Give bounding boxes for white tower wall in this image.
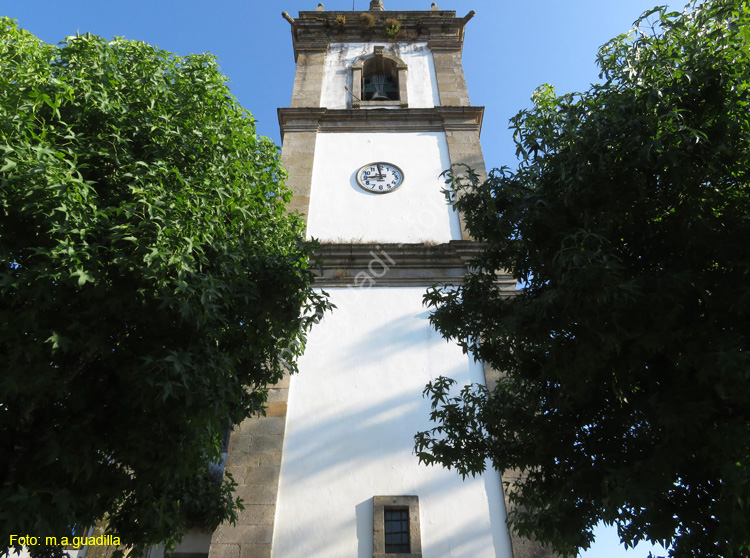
[305,132,462,243]
[272,287,512,558]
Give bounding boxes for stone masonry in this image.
[207,376,290,558]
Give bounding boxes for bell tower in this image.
[208,3,553,558]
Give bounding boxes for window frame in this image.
[373,495,422,558]
[352,46,408,109]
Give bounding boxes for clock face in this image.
[356,162,404,194]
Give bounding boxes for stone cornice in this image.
[284,10,473,60]
[278,106,484,140]
[312,241,517,289]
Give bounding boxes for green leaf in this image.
[0,159,17,172]
[70,269,94,286]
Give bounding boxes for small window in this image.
[384,508,410,553]
[373,495,421,558]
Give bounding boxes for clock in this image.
[356,162,404,194]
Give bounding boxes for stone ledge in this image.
[312,241,516,289]
[286,10,472,60]
[278,107,484,139]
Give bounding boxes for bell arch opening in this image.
[362,57,399,101]
[351,46,408,108]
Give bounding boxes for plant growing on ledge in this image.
[334,14,346,27]
[359,12,375,31]
[384,17,401,37]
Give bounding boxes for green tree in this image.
[0,19,329,556]
[415,1,750,557]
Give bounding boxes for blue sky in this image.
[2,1,672,556]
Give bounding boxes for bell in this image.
[368,73,390,100]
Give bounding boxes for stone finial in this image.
[315,2,324,10]
[431,2,439,10]
[369,0,385,10]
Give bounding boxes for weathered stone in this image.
[211,525,273,545]
[432,50,471,107]
[236,504,276,526]
[265,388,288,403]
[290,51,327,108]
[272,373,291,389]
[242,465,281,486]
[239,545,272,558]
[224,464,248,484]
[233,484,280,506]
[247,434,286,453]
[288,8,468,51]
[227,434,253,454]
[311,241,516,290]
[245,416,285,436]
[232,415,286,436]
[264,402,287,417]
[255,451,283,467]
[207,544,240,558]
[280,128,318,221]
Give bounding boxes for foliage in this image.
[335,14,347,27]
[0,19,330,557]
[416,1,750,557]
[384,18,401,37]
[359,13,375,30]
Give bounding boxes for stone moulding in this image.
[277,106,484,140]
[373,495,422,558]
[312,241,517,289]
[284,10,475,61]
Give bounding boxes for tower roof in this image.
[281,6,475,60]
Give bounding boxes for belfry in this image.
[205,2,548,557]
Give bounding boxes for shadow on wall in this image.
[272,288,510,557]
[275,370,508,558]
[355,498,372,558]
